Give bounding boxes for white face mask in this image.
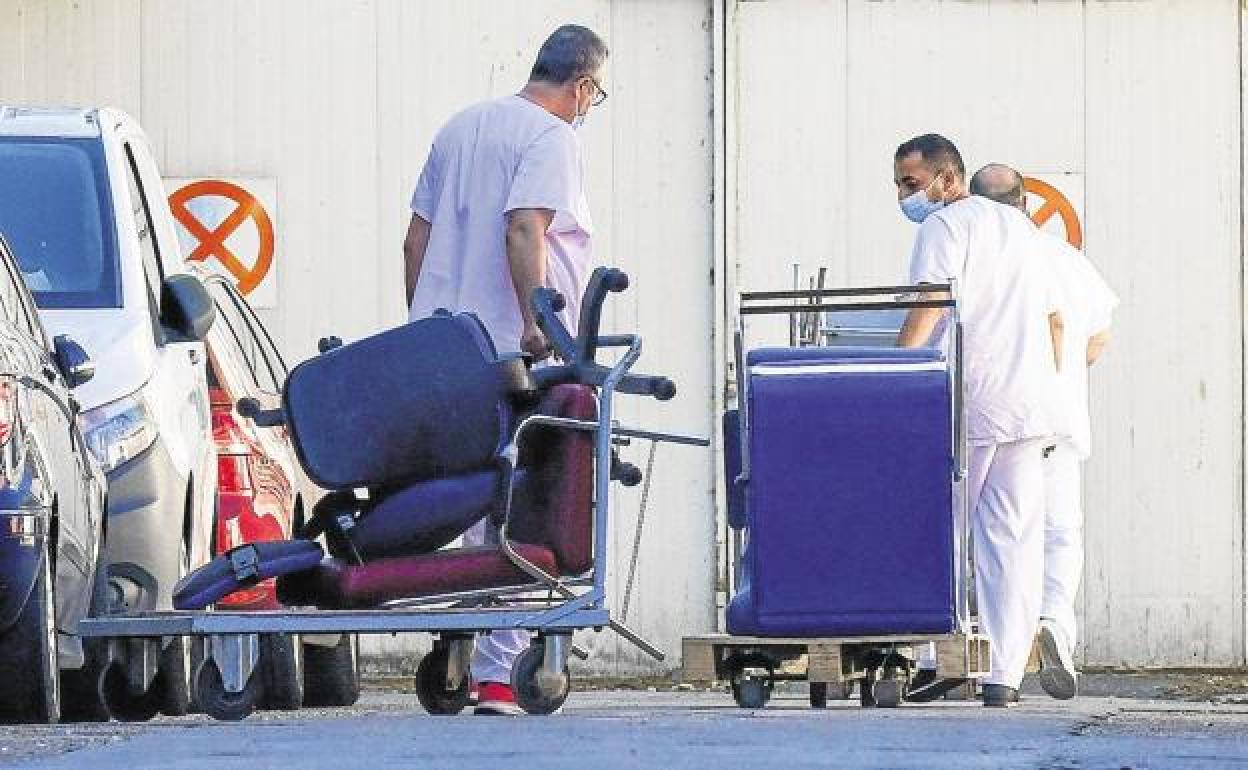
[899,173,947,224]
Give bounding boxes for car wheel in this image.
[303,633,360,707]
[0,546,60,723]
[154,540,193,716]
[61,533,110,722]
[261,633,304,710]
[154,634,193,716]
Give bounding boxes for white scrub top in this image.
[908,195,1065,446]
[408,95,594,352]
[1039,231,1118,458]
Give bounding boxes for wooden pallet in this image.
[681,632,992,685]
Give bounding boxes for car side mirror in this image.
[160,274,216,342]
[53,335,95,388]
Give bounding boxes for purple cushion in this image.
[174,540,324,610]
[351,470,506,560]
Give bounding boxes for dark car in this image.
[0,234,107,723]
[198,271,360,710]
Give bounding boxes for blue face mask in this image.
[899,174,947,224]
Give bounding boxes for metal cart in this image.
[78,269,708,721]
[688,283,989,709]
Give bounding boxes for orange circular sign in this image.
[1023,177,1082,250]
[169,180,275,294]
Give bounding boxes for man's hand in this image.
[521,324,552,362]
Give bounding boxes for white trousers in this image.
[464,519,529,685]
[1042,441,1083,648]
[919,439,1046,688]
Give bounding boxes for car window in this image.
[207,281,279,393]
[0,137,122,309]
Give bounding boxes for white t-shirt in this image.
[1039,231,1118,459]
[408,95,594,353]
[908,196,1064,446]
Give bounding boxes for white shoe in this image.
[1037,619,1077,700]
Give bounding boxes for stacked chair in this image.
[173,267,686,715]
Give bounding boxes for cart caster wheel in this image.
[809,681,828,709]
[732,676,772,709]
[193,659,261,721]
[859,669,878,708]
[99,663,159,722]
[415,646,470,715]
[873,678,904,709]
[511,643,570,715]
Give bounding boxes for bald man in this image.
[969,164,1118,701]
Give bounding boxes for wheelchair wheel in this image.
[99,663,160,723]
[808,681,828,709]
[511,642,570,715]
[732,676,771,709]
[874,675,905,709]
[193,659,260,721]
[415,646,470,715]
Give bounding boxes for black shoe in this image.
[904,670,968,703]
[982,684,1018,708]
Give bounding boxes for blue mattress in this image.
[726,345,957,637]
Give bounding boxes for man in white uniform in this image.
[402,25,607,715]
[892,135,1065,707]
[970,163,1118,700]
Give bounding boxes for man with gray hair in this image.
[970,163,1118,701]
[402,24,608,715]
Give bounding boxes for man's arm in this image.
[896,289,950,348]
[1049,311,1064,372]
[403,213,432,307]
[506,207,555,360]
[1086,329,1111,366]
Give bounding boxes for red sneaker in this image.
[474,681,525,716]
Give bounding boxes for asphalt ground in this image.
[3,673,1248,769]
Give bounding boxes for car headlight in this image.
[77,395,158,473]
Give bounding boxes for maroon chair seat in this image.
[276,544,559,609]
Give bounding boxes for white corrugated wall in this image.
[1,0,1246,669]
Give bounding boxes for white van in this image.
[0,107,217,718]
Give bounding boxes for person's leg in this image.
[909,443,994,700]
[1037,441,1082,699]
[973,439,1046,698]
[1042,443,1083,647]
[462,519,529,714]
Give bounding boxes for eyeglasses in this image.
[585,77,608,107]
